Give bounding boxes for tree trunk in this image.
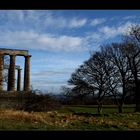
[118,81,126,113]
[114,95,123,113]
[97,103,102,114]
[133,73,140,112]
[135,81,140,112]
[118,104,123,113]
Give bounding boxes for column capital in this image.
[9,54,16,57]
[17,68,22,71]
[24,55,32,58]
[9,54,16,60]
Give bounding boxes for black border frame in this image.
[0,0,140,139]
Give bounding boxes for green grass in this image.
[58,104,136,114]
[0,105,139,130]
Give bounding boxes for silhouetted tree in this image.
[101,43,131,113]
[68,50,115,114]
[124,25,140,111]
[68,24,140,113]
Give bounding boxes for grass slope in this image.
[0,105,139,130]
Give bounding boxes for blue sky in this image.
[0,10,140,94]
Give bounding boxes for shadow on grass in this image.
[72,112,109,117]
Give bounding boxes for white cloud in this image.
[84,21,136,51]
[123,15,137,20]
[30,57,86,91]
[99,21,134,39]
[45,16,87,28]
[32,70,71,77]
[68,18,87,28]
[0,30,88,52]
[32,79,68,92]
[0,10,88,30]
[90,18,106,26]
[37,35,85,51]
[31,58,85,78]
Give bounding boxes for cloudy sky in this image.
[0,10,140,93]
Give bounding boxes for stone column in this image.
[0,55,3,91]
[24,55,31,91]
[17,68,22,91]
[8,55,16,91]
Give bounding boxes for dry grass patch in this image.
[0,109,140,130]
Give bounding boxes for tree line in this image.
[62,25,140,114]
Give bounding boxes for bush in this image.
[17,91,62,112]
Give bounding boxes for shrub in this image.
[16,91,61,112]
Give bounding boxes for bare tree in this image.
[101,43,131,113]
[124,25,140,111]
[68,42,133,113]
[68,50,115,114]
[67,25,140,113]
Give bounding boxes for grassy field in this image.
[0,105,140,130]
[58,105,136,114]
